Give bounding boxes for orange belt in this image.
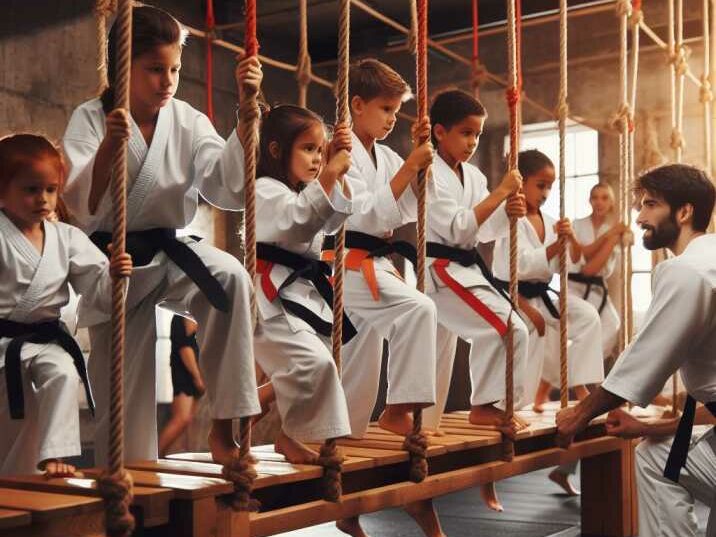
[322,248,401,301]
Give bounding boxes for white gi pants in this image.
[0,348,81,475]
[254,315,351,441]
[636,427,716,537]
[341,266,437,438]
[90,240,260,465]
[536,294,604,388]
[423,286,529,430]
[568,281,620,359]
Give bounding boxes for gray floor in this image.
[276,467,709,537]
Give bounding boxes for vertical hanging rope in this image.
[408,0,419,56]
[95,1,135,536]
[702,0,713,173]
[470,0,486,97]
[205,0,215,122]
[503,0,521,463]
[227,0,259,512]
[94,0,116,94]
[557,0,569,410]
[296,0,312,108]
[319,0,350,503]
[402,0,429,484]
[668,0,687,161]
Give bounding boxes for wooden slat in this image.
[0,487,102,522]
[0,508,31,530]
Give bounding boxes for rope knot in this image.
[506,87,521,108]
[403,430,428,483]
[670,45,690,76]
[555,97,569,122]
[97,470,135,537]
[296,53,313,89]
[629,7,644,27]
[471,60,489,91]
[222,452,260,511]
[701,76,714,103]
[94,0,117,17]
[609,103,632,132]
[318,440,344,502]
[670,128,685,150]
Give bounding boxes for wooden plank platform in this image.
[2,408,637,537]
[0,508,32,531]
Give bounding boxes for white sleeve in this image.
[66,226,113,316]
[257,179,351,243]
[345,160,405,235]
[477,200,510,243]
[62,106,107,232]
[428,175,478,245]
[602,263,711,407]
[192,114,246,211]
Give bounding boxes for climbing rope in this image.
[94,0,116,94]
[408,0,418,56]
[402,0,429,483]
[470,0,487,97]
[702,0,713,173]
[502,0,522,462]
[227,0,259,512]
[96,1,134,535]
[296,0,312,107]
[319,0,351,503]
[557,0,569,409]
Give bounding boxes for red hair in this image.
[0,134,66,194]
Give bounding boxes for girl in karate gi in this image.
[62,5,261,466]
[253,105,353,464]
[568,183,629,360]
[0,134,131,476]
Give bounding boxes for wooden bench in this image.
[0,407,638,537]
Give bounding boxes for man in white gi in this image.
[556,163,716,537]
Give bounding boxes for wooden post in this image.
[580,439,636,537]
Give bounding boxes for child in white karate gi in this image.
[253,105,353,464]
[0,134,131,476]
[62,5,260,466]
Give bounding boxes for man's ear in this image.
[676,203,694,226]
[269,141,280,160]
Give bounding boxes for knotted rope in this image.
[99,1,134,535]
[321,0,351,502]
[296,0,312,107]
[702,0,713,172]
[230,0,260,511]
[402,0,430,483]
[557,0,569,409]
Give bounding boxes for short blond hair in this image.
[349,58,412,103]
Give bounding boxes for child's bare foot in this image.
[336,516,370,537]
[42,459,78,478]
[574,385,590,401]
[274,430,318,464]
[533,380,552,413]
[208,419,240,466]
[404,499,446,537]
[480,482,504,512]
[378,406,414,436]
[469,405,528,439]
[548,469,580,496]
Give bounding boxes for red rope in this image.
[472,0,479,62]
[205,0,215,122]
[245,1,259,57]
[632,0,642,10]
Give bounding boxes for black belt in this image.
[568,273,608,314]
[495,278,560,320]
[323,231,418,267]
[663,395,716,483]
[257,243,357,344]
[426,242,514,307]
[1,318,94,420]
[90,228,229,312]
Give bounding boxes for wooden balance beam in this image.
[0,406,638,537]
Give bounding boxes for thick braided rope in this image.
[94,0,116,94]
[232,0,260,512]
[402,0,429,483]
[205,0,216,122]
[502,0,521,463]
[668,0,687,160]
[99,2,134,536]
[702,0,713,172]
[557,0,569,409]
[321,0,351,502]
[296,0,312,108]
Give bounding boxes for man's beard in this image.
[642,213,679,250]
